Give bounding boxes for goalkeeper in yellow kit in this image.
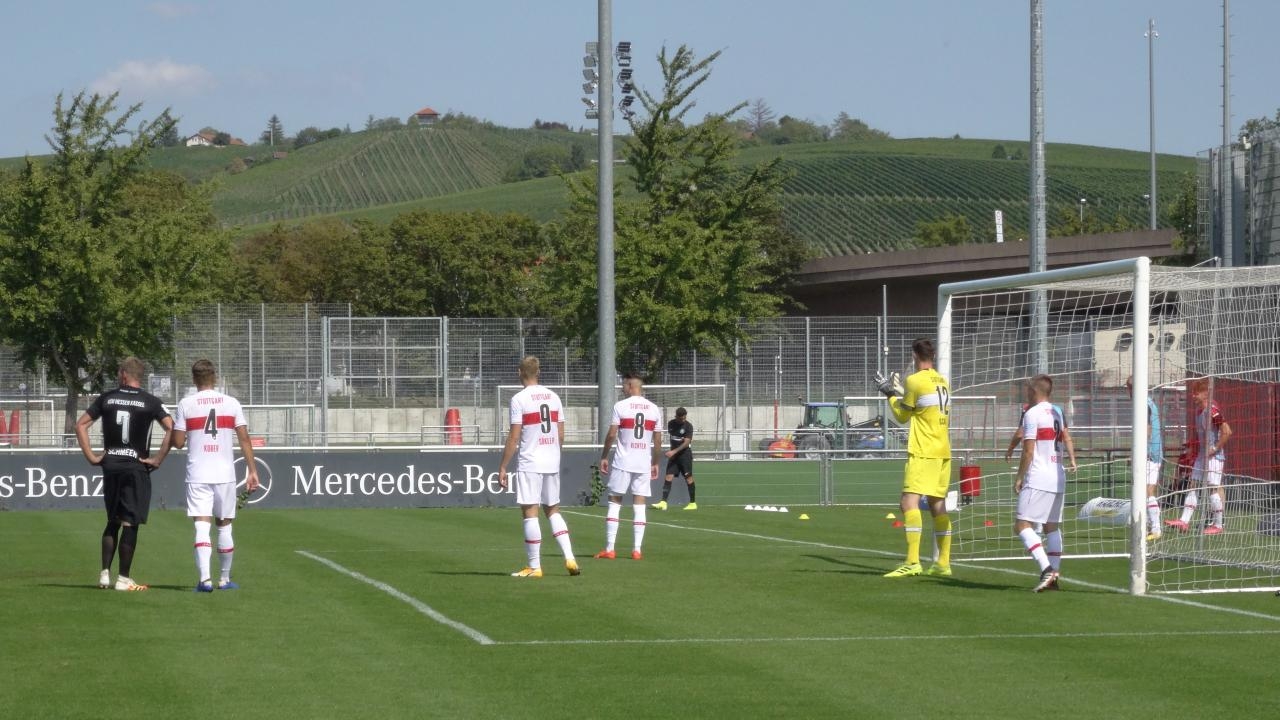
[876,338,953,578]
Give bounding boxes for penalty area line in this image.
[560,511,1280,624]
[495,628,1280,647]
[296,550,495,646]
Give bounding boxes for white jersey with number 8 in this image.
[510,385,563,473]
[610,397,662,473]
[174,389,247,484]
[1021,400,1066,493]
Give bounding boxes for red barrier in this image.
[8,410,19,446]
[0,411,7,445]
[959,464,982,502]
[444,408,463,445]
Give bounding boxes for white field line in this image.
[561,510,1280,625]
[496,628,1280,647]
[296,550,495,646]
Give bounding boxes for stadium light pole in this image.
[596,0,616,441]
[1146,18,1158,230]
[1028,0,1048,373]
[1220,0,1233,267]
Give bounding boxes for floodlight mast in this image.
[596,0,616,442]
[1029,0,1048,372]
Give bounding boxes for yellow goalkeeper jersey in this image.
[890,368,951,458]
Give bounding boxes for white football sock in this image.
[605,501,621,551]
[1019,527,1050,571]
[1180,490,1198,524]
[632,503,647,551]
[548,512,574,561]
[523,517,541,569]
[217,523,235,582]
[193,521,212,582]
[1209,492,1224,528]
[1146,497,1161,533]
[1044,530,1063,571]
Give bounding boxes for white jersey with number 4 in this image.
[174,389,247,485]
[610,396,662,473]
[509,385,563,473]
[1021,400,1066,493]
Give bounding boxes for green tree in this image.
[758,115,827,145]
[914,214,973,247]
[381,211,546,317]
[236,219,389,312]
[1236,107,1280,147]
[505,144,574,182]
[0,92,234,430]
[154,111,182,147]
[543,45,809,378]
[991,143,1007,159]
[830,112,890,142]
[260,114,285,145]
[1167,172,1200,258]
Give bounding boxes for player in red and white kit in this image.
[170,360,259,592]
[497,356,580,578]
[1166,378,1233,534]
[1013,374,1068,593]
[595,373,662,561]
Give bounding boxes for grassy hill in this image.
[3,128,1196,257]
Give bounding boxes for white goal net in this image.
[940,258,1280,595]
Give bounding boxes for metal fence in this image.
[0,306,943,446]
[1199,131,1280,266]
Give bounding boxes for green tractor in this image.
[793,401,892,458]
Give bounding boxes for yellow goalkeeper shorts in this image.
[903,455,950,499]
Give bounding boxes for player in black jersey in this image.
[653,407,696,510]
[75,357,174,591]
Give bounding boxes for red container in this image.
[444,408,463,445]
[959,465,982,498]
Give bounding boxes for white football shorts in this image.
[1016,487,1064,525]
[607,467,651,498]
[515,471,561,507]
[1144,459,1162,487]
[186,482,237,519]
[1192,457,1224,487]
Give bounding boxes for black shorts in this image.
[102,461,152,525]
[665,452,693,479]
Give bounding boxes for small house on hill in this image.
[412,106,440,126]
[184,131,247,147]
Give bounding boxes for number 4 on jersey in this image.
[204,408,218,437]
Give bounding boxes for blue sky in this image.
[2,1,1276,158]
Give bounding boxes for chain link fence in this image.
[0,306,948,446]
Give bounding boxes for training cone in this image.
[779,507,789,513]
[983,519,995,527]
[798,513,810,521]
[892,520,905,528]
[885,513,896,519]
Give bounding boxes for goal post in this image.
[939,257,1280,595]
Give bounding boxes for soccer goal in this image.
[939,257,1280,595]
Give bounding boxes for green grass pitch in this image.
[3,502,1279,719]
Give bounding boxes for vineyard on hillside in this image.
[212,126,593,226]
[2,129,1195,257]
[774,151,1192,253]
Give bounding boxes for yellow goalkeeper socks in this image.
[904,509,923,564]
[934,514,952,566]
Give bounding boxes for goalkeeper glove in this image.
[875,371,903,398]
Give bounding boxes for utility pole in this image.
[1146,18,1158,230]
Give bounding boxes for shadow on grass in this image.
[427,571,515,577]
[800,554,1030,591]
[38,583,194,592]
[799,554,893,577]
